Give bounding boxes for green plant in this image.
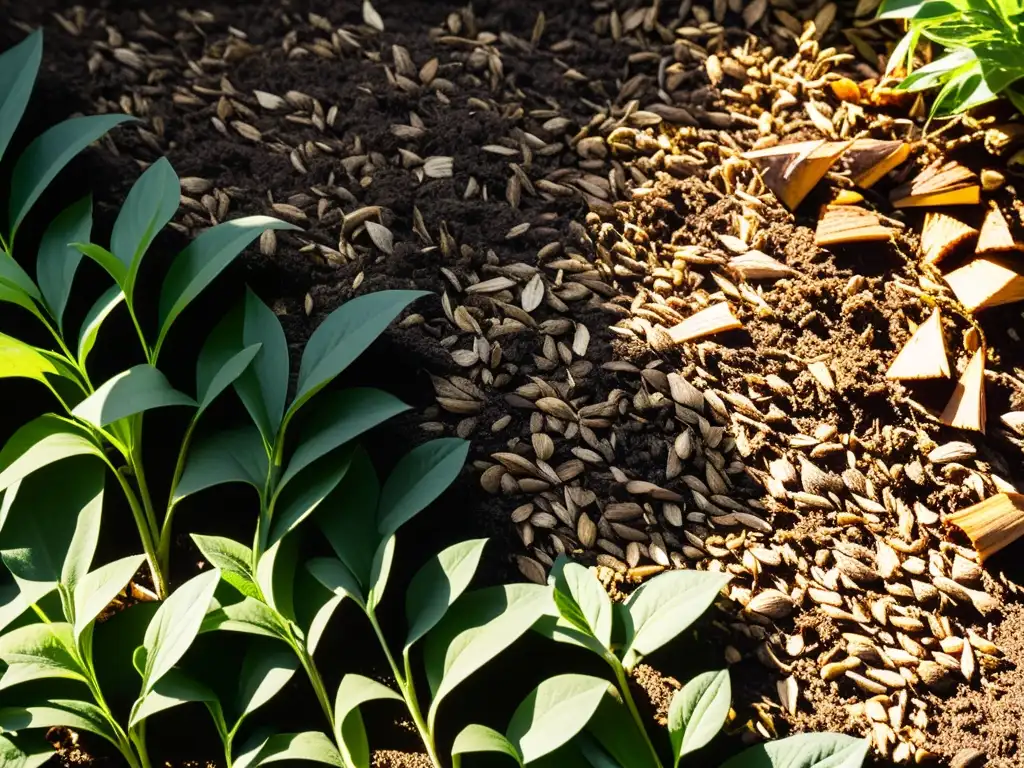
[879,0,1024,117]
[0,480,221,768]
[0,28,296,598]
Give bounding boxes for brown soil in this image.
[2,0,1024,767]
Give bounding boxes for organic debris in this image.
[841,138,911,189]
[742,140,850,210]
[946,494,1024,562]
[945,257,1024,312]
[891,160,981,208]
[814,206,892,246]
[885,309,950,381]
[920,212,977,266]
[940,348,987,432]
[667,303,743,344]
[975,204,1019,255]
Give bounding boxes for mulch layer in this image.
[4,0,1024,766]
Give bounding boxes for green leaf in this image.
[585,693,659,768]
[551,559,613,650]
[0,29,42,168]
[111,157,179,299]
[316,448,379,589]
[279,388,410,492]
[289,290,429,415]
[0,622,87,690]
[235,731,344,768]
[72,555,146,643]
[77,284,125,368]
[405,538,488,651]
[0,732,53,768]
[0,280,46,325]
[36,195,92,330]
[235,642,298,727]
[333,674,402,768]
[377,438,469,538]
[72,242,127,285]
[141,567,221,694]
[0,456,105,604]
[191,534,258,599]
[878,0,929,17]
[255,533,299,621]
[425,584,552,729]
[452,724,523,768]
[578,733,625,768]
[268,450,352,550]
[156,216,296,352]
[60,485,104,613]
[196,343,261,415]
[9,114,134,236]
[367,535,395,610]
[236,290,290,443]
[668,669,731,764]
[129,667,222,728]
[0,333,58,386]
[306,557,366,609]
[72,364,196,430]
[201,596,289,640]
[174,426,268,502]
[0,699,120,748]
[621,570,730,670]
[507,674,611,764]
[720,734,871,768]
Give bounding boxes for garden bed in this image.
[3,0,1024,766]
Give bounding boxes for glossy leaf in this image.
[9,114,134,236]
[0,622,86,690]
[130,667,222,728]
[111,157,179,298]
[404,538,487,651]
[234,731,344,768]
[377,438,469,538]
[72,242,127,285]
[196,343,261,415]
[306,557,365,609]
[0,29,42,167]
[236,290,290,443]
[668,669,731,763]
[236,642,298,726]
[141,567,221,694]
[367,534,395,610]
[0,280,46,324]
[72,555,146,643]
[290,290,429,414]
[621,570,730,669]
[191,534,258,598]
[72,364,196,430]
[452,725,523,768]
[0,732,53,768]
[425,583,551,728]
[77,284,125,368]
[878,0,929,17]
[254,533,299,621]
[316,448,379,589]
[201,596,289,640]
[333,674,402,768]
[720,734,871,768]
[585,693,659,768]
[507,674,611,764]
[60,486,104,613]
[0,333,57,386]
[279,388,410,492]
[156,216,296,353]
[174,426,268,502]
[36,195,91,330]
[267,450,352,550]
[0,417,102,506]
[0,700,119,747]
[551,558,613,650]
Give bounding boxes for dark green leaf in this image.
[367,535,395,610]
[36,195,91,330]
[235,642,298,727]
[585,693,659,768]
[174,426,268,502]
[306,557,365,609]
[0,700,119,748]
[235,290,289,443]
[377,438,469,538]
[452,725,523,768]
[268,450,352,550]
[111,157,179,298]
[622,570,730,670]
[72,364,195,430]
[0,29,42,168]
[72,242,127,286]
[0,622,86,690]
[129,667,223,728]
[77,284,124,368]
[877,0,929,17]
[191,534,258,599]
[9,115,134,236]
[234,731,344,768]
[0,731,54,768]
[424,584,552,729]
[0,280,46,325]
[196,343,261,415]
[506,675,611,764]
[201,596,289,640]
[668,669,731,764]
[333,674,402,768]
[60,484,104,612]
[316,448,379,589]
[156,217,296,354]
[279,388,410,492]
[141,568,221,693]
[73,555,146,642]
[719,734,870,768]
[289,290,429,415]
[405,538,487,651]
[254,533,299,622]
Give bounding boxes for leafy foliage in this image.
[879,0,1024,116]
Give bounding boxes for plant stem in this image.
[112,466,168,600]
[367,612,442,768]
[129,725,154,768]
[608,657,665,768]
[126,305,152,364]
[295,643,335,734]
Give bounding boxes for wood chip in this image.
[920,212,977,266]
[667,303,742,344]
[886,309,949,380]
[743,139,851,210]
[976,204,1020,255]
[945,257,1024,312]
[841,138,910,188]
[814,206,892,246]
[940,347,986,432]
[946,493,1024,561]
[891,160,980,208]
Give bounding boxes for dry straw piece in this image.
[944,257,1024,312]
[727,250,796,280]
[742,139,850,210]
[841,138,910,188]
[975,204,1020,254]
[667,303,742,344]
[919,212,977,266]
[890,160,980,208]
[885,309,949,380]
[946,494,1024,561]
[940,347,986,432]
[814,206,891,246]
